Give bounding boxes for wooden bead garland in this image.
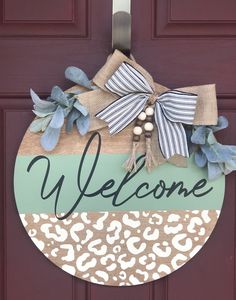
[144,106,156,172]
[124,111,146,172]
[144,122,154,132]
[136,119,143,127]
[125,107,156,172]
[138,112,147,121]
[145,107,154,116]
[146,116,153,122]
[132,112,146,142]
[145,132,152,138]
[133,126,143,136]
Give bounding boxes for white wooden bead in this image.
[144,122,154,132]
[133,126,143,135]
[138,112,146,121]
[145,107,154,116]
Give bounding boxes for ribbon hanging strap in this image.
[155,90,197,159]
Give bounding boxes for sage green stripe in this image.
[14,154,225,213]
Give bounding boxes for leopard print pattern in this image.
[20,210,220,286]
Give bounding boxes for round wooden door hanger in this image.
[14,50,231,286]
[14,127,225,286]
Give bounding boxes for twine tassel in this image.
[124,141,140,172]
[145,137,157,172]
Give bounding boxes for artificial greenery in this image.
[29,67,93,151]
[191,116,236,180]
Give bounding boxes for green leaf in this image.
[211,116,228,132]
[30,89,56,111]
[224,145,236,156]
[207,131,217,145]
[40,126,61,152]
[32,110,54,118]
[29,115,53,133]
[224,159,236,175]
[208,162,223,181]
[63,106,73,118]
[194,149,207,168]
[191,126,207,145]
[90,84,98,90]
[76,114,90,136]
[49,106,65,129]
[66,109,81,133]
[65,66,91,88]
[73,101,88,116]
[33,105,56,115]
[201,143,233,163]
[51,86,69,107]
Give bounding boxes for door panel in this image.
[153,0,236,36]
[0,0,88,36]
[0,0,235,299]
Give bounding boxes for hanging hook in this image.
[112,0,131,57]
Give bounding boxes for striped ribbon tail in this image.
[96,93,149,135]
[96,62,153,135]
[154,90,198,159]
[104,62,153,96]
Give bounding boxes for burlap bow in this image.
[76,50,218,168]
[95,61,198,160]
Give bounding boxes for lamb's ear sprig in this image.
[191,116,236,180]
[29,67,93,151]
[65,66,98,90]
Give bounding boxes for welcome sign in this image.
[14,126,225,286]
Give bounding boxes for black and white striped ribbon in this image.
[155,90,197,159]
[96,62,153,135]
[95,62,197,159]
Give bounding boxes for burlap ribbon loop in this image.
[77,50,218,167]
